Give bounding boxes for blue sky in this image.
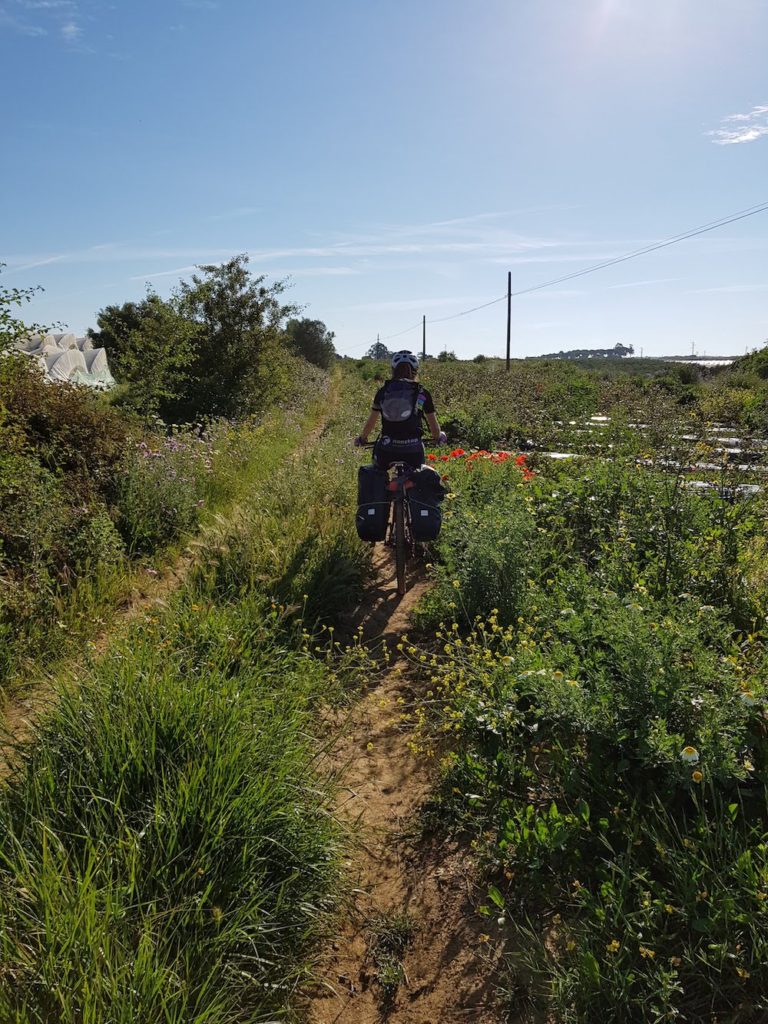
[1,0,767,358]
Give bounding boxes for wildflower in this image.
[744,759,755,772]
[427,453,436,462]
[450,448,466,458]
[737,966,750,979]
[680,746,700,764]
[452,579,461,589]
[639,946,656,959]
[606,939,620,953]
[740,691,757,706]
[692,770,703,783]
[669,956,682,967]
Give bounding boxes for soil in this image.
[304,548,506,1024]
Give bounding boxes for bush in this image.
[116,433,209,554]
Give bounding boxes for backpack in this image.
[379,380,425,427]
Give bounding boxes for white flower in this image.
[681,746,700,764]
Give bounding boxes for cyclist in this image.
[354,350,446,468]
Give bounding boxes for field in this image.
[2,353,768,1022]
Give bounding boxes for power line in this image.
[509,199,768,299]
[349,199,768,354]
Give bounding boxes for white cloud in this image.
[0,7,47,34]
[61,19,81,41]
[708,105,768,145]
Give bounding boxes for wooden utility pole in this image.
[505,271,511,372]
[422,316,426,359]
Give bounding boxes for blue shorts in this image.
[373,436,425,470]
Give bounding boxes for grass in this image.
[367,911,416,1005]
[0,366,378,1022]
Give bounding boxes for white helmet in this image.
[391,350,419,371]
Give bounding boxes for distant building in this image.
[534,342,635,360]
[13,333,115,388]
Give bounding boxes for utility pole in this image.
[422,315,426,360]
[505,271,511,372]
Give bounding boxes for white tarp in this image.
[15,333,115,389]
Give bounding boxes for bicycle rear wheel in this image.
[394,497,407,596]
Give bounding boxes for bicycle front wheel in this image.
[394,496,407,596]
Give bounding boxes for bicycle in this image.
[359,444,416,596]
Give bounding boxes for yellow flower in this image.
[692,770,703,783]
[606,939,620,953]
[681,746,700,764]
[452,579,461,589]
[639,946,656,959]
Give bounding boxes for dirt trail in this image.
[0,394,336,777]
[305,550,504,1024]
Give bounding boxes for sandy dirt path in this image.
[304,548,504,1024]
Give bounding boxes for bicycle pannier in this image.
[356,465,389,541]
[408,465,446,542]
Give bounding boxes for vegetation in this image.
[285,316,337,369]
[5,315,768,1022]
[90,255,305,421]
[0,265,44,351]
[404,356,768,1023]
[0,369,373,1022]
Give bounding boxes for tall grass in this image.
[0,599,339,1023]
[0,365,375,1021]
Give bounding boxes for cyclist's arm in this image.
[426,411,441,443]
[358,409,379,443]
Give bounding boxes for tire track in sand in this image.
[305,548,505,1024]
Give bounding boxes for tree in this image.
[90,291,197,419]
[117,293,197,418]
[437,349,458,362]
[285,317,336,369]
[0,264,43,351]
[88,299,151,377]
[366,341,390,361]
[176,255,298,418]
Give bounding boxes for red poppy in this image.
[440,454,450,461]
[450,448,466,458]
[426,453,436,461]
[515,454,527,466]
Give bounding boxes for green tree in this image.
[88,299,151,377]
[0,264,43,351]
[366,341,390,360]
[284,317,336,369]
[437,349,458,362]
[176,255,298,418]
[116,293,197,418]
